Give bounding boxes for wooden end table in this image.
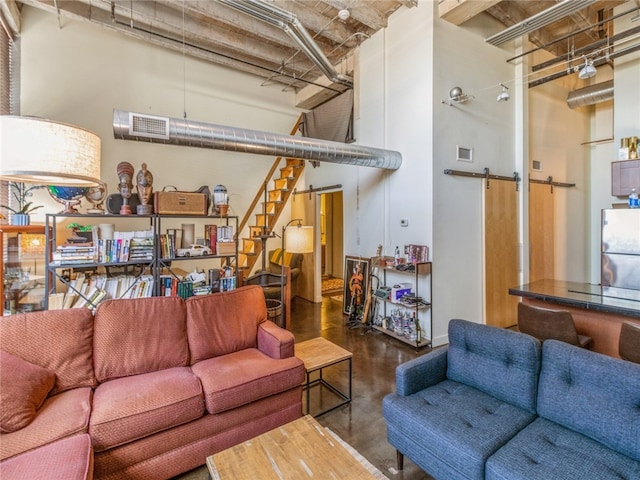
[206,415,385,480]
[294,337,353,417]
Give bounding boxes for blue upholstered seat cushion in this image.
[447,319,542,414]
[383,380,536,480]
[485,417,640,480]
[538,340,640,461]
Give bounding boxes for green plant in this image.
[1,182,45,215]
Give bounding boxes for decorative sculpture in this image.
[116,162,135,215]
[136,163,154,215]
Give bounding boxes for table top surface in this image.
[294,337,353,371]
[206,415,383,480]
[509,279,640,318]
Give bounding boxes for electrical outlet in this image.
[400,219,409,227]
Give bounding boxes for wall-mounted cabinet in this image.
[612,160,640,197]
[1,225,47,316]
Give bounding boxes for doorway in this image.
[320,192,344,297]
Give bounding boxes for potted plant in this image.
[1,182,45,226]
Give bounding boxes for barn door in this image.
[529,182,554,282]
[484,178,519,328]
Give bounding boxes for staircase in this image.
[236,116,305,277]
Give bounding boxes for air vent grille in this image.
[129,113,169,139]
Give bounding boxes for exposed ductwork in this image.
[112,110,402,170]
[566,80,614,109]
[218,0,353,89]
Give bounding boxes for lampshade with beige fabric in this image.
[284,225,313,253]
[0,116,101,186]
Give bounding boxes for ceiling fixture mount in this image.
[441,86,474,106]
[338,9,350,21]
[497,83,510,102]
[578,58,597,79]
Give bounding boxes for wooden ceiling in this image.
[0,0,635,107]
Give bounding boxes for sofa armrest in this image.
[257,320,295,359]
[396,347,448,396]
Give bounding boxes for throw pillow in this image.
[0,350,56,433]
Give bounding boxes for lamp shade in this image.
[285,225,313,253]
[0,116,101,186]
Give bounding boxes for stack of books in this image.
[52,243,96,265]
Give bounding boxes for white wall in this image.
[19,6,300,224]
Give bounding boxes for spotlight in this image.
[497,83,510,102]
[578,59,596,79]
[338,9,350,20]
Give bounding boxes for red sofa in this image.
[0,285,305,479]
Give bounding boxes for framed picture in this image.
[343,256,370,315]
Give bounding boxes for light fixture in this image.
[441,86,475,106]
[578,58,597,79]
[280,219,313,326]
[497,83,510,102]
[338,9,350,21]
[0,116,101,186]
[485,0,596,46]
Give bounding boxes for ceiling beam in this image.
[315,0,392,31]
[438,0,500,26]
[0,0,21,35]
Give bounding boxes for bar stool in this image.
[619,321,640,364]
[517,302,593,349]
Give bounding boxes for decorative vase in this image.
[11,214,30,226]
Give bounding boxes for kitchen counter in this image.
[509,279,640,357]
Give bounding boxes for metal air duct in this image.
[219,0,353,88]
[566,80,614,109]
[113,110,402,170]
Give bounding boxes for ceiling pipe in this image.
[566,80,614,109]
[112,110,402,170]
[218,0,353,88]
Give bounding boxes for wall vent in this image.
[129,113,170,139]
[532,160,542,172]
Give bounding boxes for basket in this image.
[266,299,282,326]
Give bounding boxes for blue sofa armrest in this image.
[396,347,448,396]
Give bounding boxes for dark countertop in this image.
[509,279,640,318]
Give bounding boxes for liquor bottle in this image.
[414,312,422,343]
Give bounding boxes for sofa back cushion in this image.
[186,285,267,364]
[538,340,640,461]
[268,249,303,275]
[447,319,542,414]
[93,297,188,382]
[0,309,96,394]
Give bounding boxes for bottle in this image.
[414,312,422,343]
[629,189,639,209]
[394,246,400,266]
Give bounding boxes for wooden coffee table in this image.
[206,415,386,479]
[294,337,353,416]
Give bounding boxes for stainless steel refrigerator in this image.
[602,209,640,290]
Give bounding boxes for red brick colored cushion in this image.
[0,309,95,394]
[0,433,93,480]
[0,351,56,433]
[93,297,188,382]
[0,387,92,462]
[186,286,267,363]
[89,367,204,452]
[191,348,304,414]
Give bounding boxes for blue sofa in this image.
[382,319,640,480]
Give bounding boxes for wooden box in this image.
[216,242,236,255]
[154,191,208,215]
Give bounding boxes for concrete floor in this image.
[174,296,434,479]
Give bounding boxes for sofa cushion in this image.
[447,319,541,414]
[383,379,536,480]
[538,340,640,461]
[0,387,92,461]
[485,417,640,480]
[0,433,93,480]
[186,286,267,363]
[93,297,188,382]
[0,309,95,394]
[191,348,304,414]
[89,367,204,452]
[0,351,56,433]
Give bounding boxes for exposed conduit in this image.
[112,110,402,170]
[566,80,614,109]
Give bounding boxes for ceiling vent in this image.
[129,112,170,140]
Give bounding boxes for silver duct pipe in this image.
[218,0,353,88]
[113,110,402,170]
[566,80,614,109]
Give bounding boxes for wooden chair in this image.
[517,302,593,349]
[619,321,640,364]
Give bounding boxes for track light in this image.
[441,86,474,106]
[497,83,510,102]
[578,58,597,79]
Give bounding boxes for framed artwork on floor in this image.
[342,256,370,316]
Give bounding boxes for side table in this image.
[294,337,353,416]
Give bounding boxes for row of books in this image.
[158,275,237,298]
[97,237,154,264]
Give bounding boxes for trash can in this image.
[266,299,282,327]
